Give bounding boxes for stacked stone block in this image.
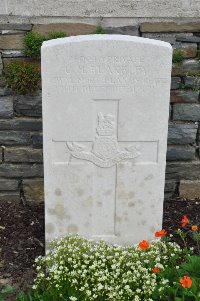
[140,22,200,199]
[0,22,199,202]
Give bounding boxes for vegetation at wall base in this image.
[24,31,67,59]
[94,25,106,34]
[24,32,45,59]
[4,61,40,95]
[172,50,185,64]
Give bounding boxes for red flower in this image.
[155,230,167,238]
[138,240,150,250]
[180,276,192,288]
[181,215,189,227]
[152,267,160,274]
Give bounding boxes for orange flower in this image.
[155,229,167,238]
[180,276,192,288]
[152,267,160,274]
[181,215,189,227]
[191,225,198,231]
[138,240,150,250]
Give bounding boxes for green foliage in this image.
[95,25,106,34]
[24,32,45,59]
[4,61,40,95]
[47,31,66,39]
[24,31,66,59]
[172,50,184,64]
[0,286,13,301]
[154,255,200,301]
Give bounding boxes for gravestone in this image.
[42,35,172,246]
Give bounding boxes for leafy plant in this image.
[24,31,66,59]
[172,50,184,64]
[24,32,45,59]
[95,25,106,34]
[47,31,66,39]
[0,285,13,301]
[4,61,40,95]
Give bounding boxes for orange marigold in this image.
[191,225,198,231]
[138,240,150,250]
[180,276,192,288]
[181,215,189,227]
[155,229,167,238]
[152,267,160,274]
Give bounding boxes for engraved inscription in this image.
[66,112,140,168]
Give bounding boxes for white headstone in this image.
[42,35,172,246]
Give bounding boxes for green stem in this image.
[196,239,200,256]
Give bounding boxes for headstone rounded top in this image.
[42,34,172,50]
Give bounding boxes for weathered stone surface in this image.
[173,42,197,58]
[33,23,96,36]
[0,87,12,96]
[105,26,139,36]
[179,180,200,199]
[142,33,193,44]
[170,91,199,103]
[0,163,43,178]
[14,93,42,117]
[0,54,3,75]
[0,179,19,190]
[1,29,26,35]
[0,118,42,131]
[4,147,43,163]
[173,104,200,121]
[164,180,177,199]
[31,133,43,148]
[42,35,172,245]
[0,191,20,202]
[141,22,200,33]
[23,179,44,203]
[176,36,200,43]
[172,60,200,76]
[0,35,25,50]
[165,180,177,192]
[169,105,172,119]
[166,162,200,180]
[184,76,200,89]
[0,24,32,31]
[171,77,181,90]
[3,1,200,18]
[2,50,24,58]
[168,123,198,144]
[0,131,31,145]
[0,76,5,87]
[0,96,13,118]
[167,145,195,161]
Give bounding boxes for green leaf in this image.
[181,256,200,277]
[1,285,13,294]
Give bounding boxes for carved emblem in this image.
[66,112,140,168]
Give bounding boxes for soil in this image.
[0,198,200,300]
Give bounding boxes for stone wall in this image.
[0,21,200,202]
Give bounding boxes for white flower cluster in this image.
[33,236,182,301]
